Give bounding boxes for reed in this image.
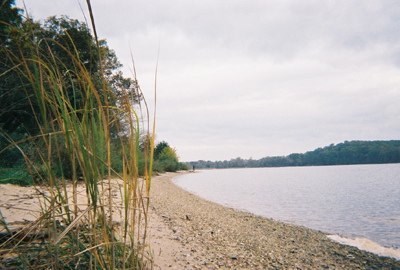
[0,2,155,269]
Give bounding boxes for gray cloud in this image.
[17,0,400,161]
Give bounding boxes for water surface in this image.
[174,164,400,252]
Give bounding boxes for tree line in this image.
[189,140,400,169]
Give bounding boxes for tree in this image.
[158,146,179,163]
[0,0,30,167]
[0,0,22,46]
[39,16,139,110]
[154,141,170,160]
[0,9,139,169]
[0,0,26,133]
[40,16,99,73]
[1,12,138,134]
[153,141,188,172]
[190,140,400,169]
[156,146,179,172]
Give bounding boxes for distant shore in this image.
[148,172,400,269]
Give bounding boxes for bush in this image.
[0,167,33,186]
[152,142,189,172]
[178,162,189,170]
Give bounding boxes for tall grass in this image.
[0,3,155,269]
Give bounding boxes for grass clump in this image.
[0,1,156,269]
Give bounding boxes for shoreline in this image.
[169,170,400,261]
[1,173,399,269]
[148,172,400,269]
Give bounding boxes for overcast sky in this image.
[16,0,400,161]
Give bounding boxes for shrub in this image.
[0,167,33,186]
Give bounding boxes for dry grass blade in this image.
[53,205,92,245]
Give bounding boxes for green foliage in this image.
[0,13,137,134]
[0,11,140,180]
[154,141,169,160]
[190,140,400,169]
[0,1,35,135]
[0,2,156,268]
[41,16,99,74]
[153,141,187,172]
[0,0,22,44]
[0,167,32,186]
[159,146,178,162]
[154,159,178,173]
[177,162,189,170]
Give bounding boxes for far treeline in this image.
[189,140,400,169]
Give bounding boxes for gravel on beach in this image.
[1,172,399,269]
[148,172,400,270]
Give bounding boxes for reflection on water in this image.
[174,164,400,254]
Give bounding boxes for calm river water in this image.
[174,164,400,250]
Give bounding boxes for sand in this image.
[1,172,400,269]
[148,172,400,269]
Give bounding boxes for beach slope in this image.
[148,172,400,269]
[1,172,399,269]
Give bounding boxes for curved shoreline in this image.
[172,170,400,260]
[148,172,400,269]
[0,173,398,269]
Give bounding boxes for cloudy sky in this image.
[16,0,400,161]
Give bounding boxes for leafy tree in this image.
[0,0,22,45]
[154,141,170,160]
[40,16,98,73]
[158,146,179,163]
[0,0,30,168]
[0,0,26,133]
[1,11,138,134]
[38,16,139,110]
[153,141,188,172]
[0,6,139,174]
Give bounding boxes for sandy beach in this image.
[1,172,400,269]
[148,172,400,269]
